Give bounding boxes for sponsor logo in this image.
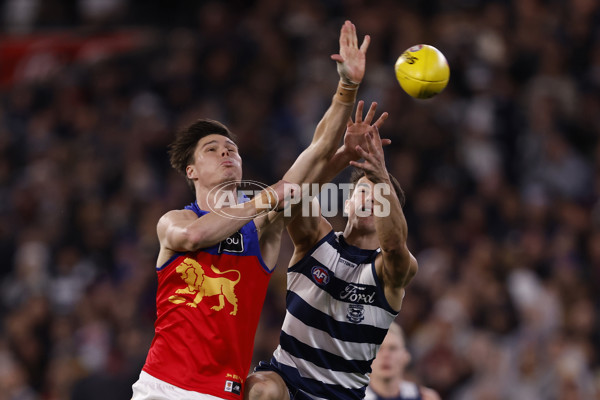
[338,257,357,268]
[340,284,375,304]
[225,380,241,395]
[401,51,419,65]
[311,266,330,285]
[218,232,244,253]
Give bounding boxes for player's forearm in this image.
[374,179,408,253]
[310,81,359,155]
[182,193,274,249]
[284,82,358,185]
[375,185,415,286]
[317,145,355,184]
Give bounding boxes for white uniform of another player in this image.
[364,381,423,400]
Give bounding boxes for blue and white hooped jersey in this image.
[270,231,400,400]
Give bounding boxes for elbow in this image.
[181,226,206,250]
[385,247,418,285]
[380,239,407,256]
[406,257,418,283]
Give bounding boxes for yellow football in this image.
[395,45,450,99]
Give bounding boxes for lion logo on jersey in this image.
[168,258,241,315]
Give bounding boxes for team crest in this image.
[168,258,241,315]
[347,304,365,323]
[311,266,330,285]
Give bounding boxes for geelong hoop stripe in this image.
[269,231,400,400]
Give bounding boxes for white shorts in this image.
[131,371,228,400]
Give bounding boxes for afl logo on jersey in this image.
[311,266,330,285]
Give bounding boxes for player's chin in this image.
[355,214,375,228]
[221,169,242,181]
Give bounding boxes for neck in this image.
[194,182,238,211]
[342,224,378,250]
[369,376,401,398]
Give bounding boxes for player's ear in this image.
[344,199,350,214]
[186,165,197,180]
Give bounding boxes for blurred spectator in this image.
[365,322,441,400]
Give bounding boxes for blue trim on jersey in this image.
[289,231,378,273]
[279,331,373,374]
[156,252,184,271]
[288,230,336,271]
[183,201,272,273]
[271,358,367,400]
[286,291,388,344]
[370,260,400,314]
[337,234,379,264]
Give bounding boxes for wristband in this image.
[334,81,359,106]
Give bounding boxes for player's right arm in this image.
[157,208,255,253]
[156,182,288,266]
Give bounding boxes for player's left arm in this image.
[350,127,418,311]
[256,20,369,260]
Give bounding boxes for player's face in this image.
[345,177,375,229]
[371,330,410,381]
[187,134,242,189]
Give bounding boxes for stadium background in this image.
[0,0,599,399]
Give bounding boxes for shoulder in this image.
[157,209,199,237]
[158,209,198,226]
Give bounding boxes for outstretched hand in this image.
[331,20,370,85]
[343,101,390,160]
[349,125,389,184]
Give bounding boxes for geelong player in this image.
[245,122,418,399]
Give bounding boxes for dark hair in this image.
[168,119,237,190]
[350,168,406,207]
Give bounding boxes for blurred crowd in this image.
[1,0,600,399]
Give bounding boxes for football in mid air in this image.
[394,44,450,99]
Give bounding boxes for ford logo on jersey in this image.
[311,266,330,285]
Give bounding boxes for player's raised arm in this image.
[255,20,370,263]
[350,126,417,310]
[280,20,370,186]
